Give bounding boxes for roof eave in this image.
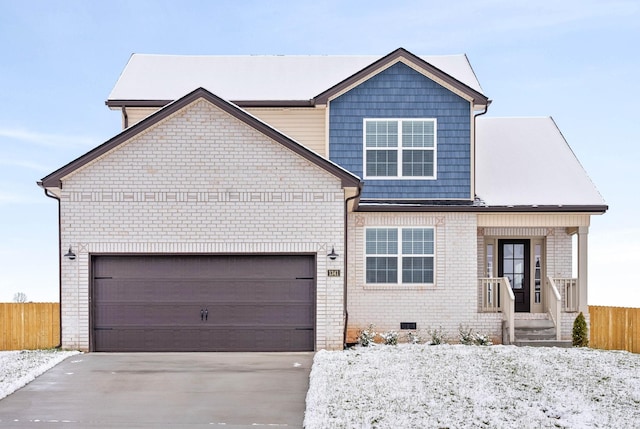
[356,203,608,213]
[106,99,317,109]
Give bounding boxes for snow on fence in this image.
[589,305,640,354]
[0,303,60,350]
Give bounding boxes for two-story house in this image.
[39,48,606,352]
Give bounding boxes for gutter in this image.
[42,186,62,349]
[343,182,363,348]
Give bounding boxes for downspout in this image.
[43,187,62,348]
[343,182,363,348]
[473,101,489,199]
[121,106,129,129]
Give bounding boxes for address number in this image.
[327,269,341,277]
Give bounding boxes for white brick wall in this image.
[59,99,346,351]
[346,212,494,342]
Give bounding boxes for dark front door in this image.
[498,240,530,312]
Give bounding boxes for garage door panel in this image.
[92,255,316,352]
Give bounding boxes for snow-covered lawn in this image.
[0,349,80,400]
[305,345,640,429]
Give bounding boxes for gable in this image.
[61,99,347,197]
[328,62,473,200]
[40,88,360,192]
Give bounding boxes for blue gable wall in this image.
[329,62,472,200]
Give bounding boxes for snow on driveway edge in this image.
[0,350,80,400]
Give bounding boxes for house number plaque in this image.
[327,269,341,277]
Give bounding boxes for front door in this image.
[498,239,530,312]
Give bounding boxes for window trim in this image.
[364,226,436,287]
[363,118,438,180]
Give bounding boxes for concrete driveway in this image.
[0,352,314,428]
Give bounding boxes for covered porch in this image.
[476,213,593,344]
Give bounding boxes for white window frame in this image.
[363,118,437,180]
[364,227,435,286]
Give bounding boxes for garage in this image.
[92,255,316,352]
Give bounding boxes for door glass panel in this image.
[513,274,524,289]
[486,243,493,277]
[504,260,513,273]
[514,261,524,273]
[504,244,513,258]
[514,244,524,258]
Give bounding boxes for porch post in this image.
[577,226,589,314]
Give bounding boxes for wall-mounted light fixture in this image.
[64,247,76,261]
[327,247,338,260]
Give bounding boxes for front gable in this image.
[40,88,360,193]
[328,62,472,201]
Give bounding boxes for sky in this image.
[0,0,638,307]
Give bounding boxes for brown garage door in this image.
[92,255,315,352]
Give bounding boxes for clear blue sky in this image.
[1,0,638,306]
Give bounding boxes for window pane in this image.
[366,257,398,283]
[402,228,434,255]
[366,150,398,177]
[366,229,397,255]
[402,257,434,283]
[402,150,434,177]
[366,121,398,148]
[402,120,434,148]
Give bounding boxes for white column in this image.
[578,226,589,314]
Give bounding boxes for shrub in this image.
[405,331,421,344]
[572,312,589,347]
[380,331,399,346]
[427,327,447,345]
[458,325,475,345]
[474,333,493,346]
[459,325,493,346]
[357,324,377,347]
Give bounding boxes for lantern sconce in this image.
[327,247,338,260]
[64,247,76,261]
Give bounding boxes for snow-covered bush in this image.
[405,331,421,344]
[474,333,493,346]
[427,327,447,345]
[381,330,399,345]
[357,324,377,347]
[458,325,475,345]
[459,325,493,345]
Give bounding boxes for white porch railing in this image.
[545,277,563,340]
[554,278,579,312]
[479,277,515,344]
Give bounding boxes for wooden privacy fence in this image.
[590,305,639,354]
[0,303,60,350]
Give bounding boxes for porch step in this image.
[513,316,560,345]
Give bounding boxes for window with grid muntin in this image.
[365,227,435,284]
[364,119,436,179]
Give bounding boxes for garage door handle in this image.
[201,309,208,321]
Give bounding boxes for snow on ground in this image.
[0,349,80,400]
[305,345,640,429]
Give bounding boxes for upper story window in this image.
[365,227,435,285]
[364,119,437,179]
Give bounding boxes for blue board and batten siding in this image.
[329,62,472,200]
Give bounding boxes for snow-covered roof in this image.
[476,117,605,207]
[107,53,484,102]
